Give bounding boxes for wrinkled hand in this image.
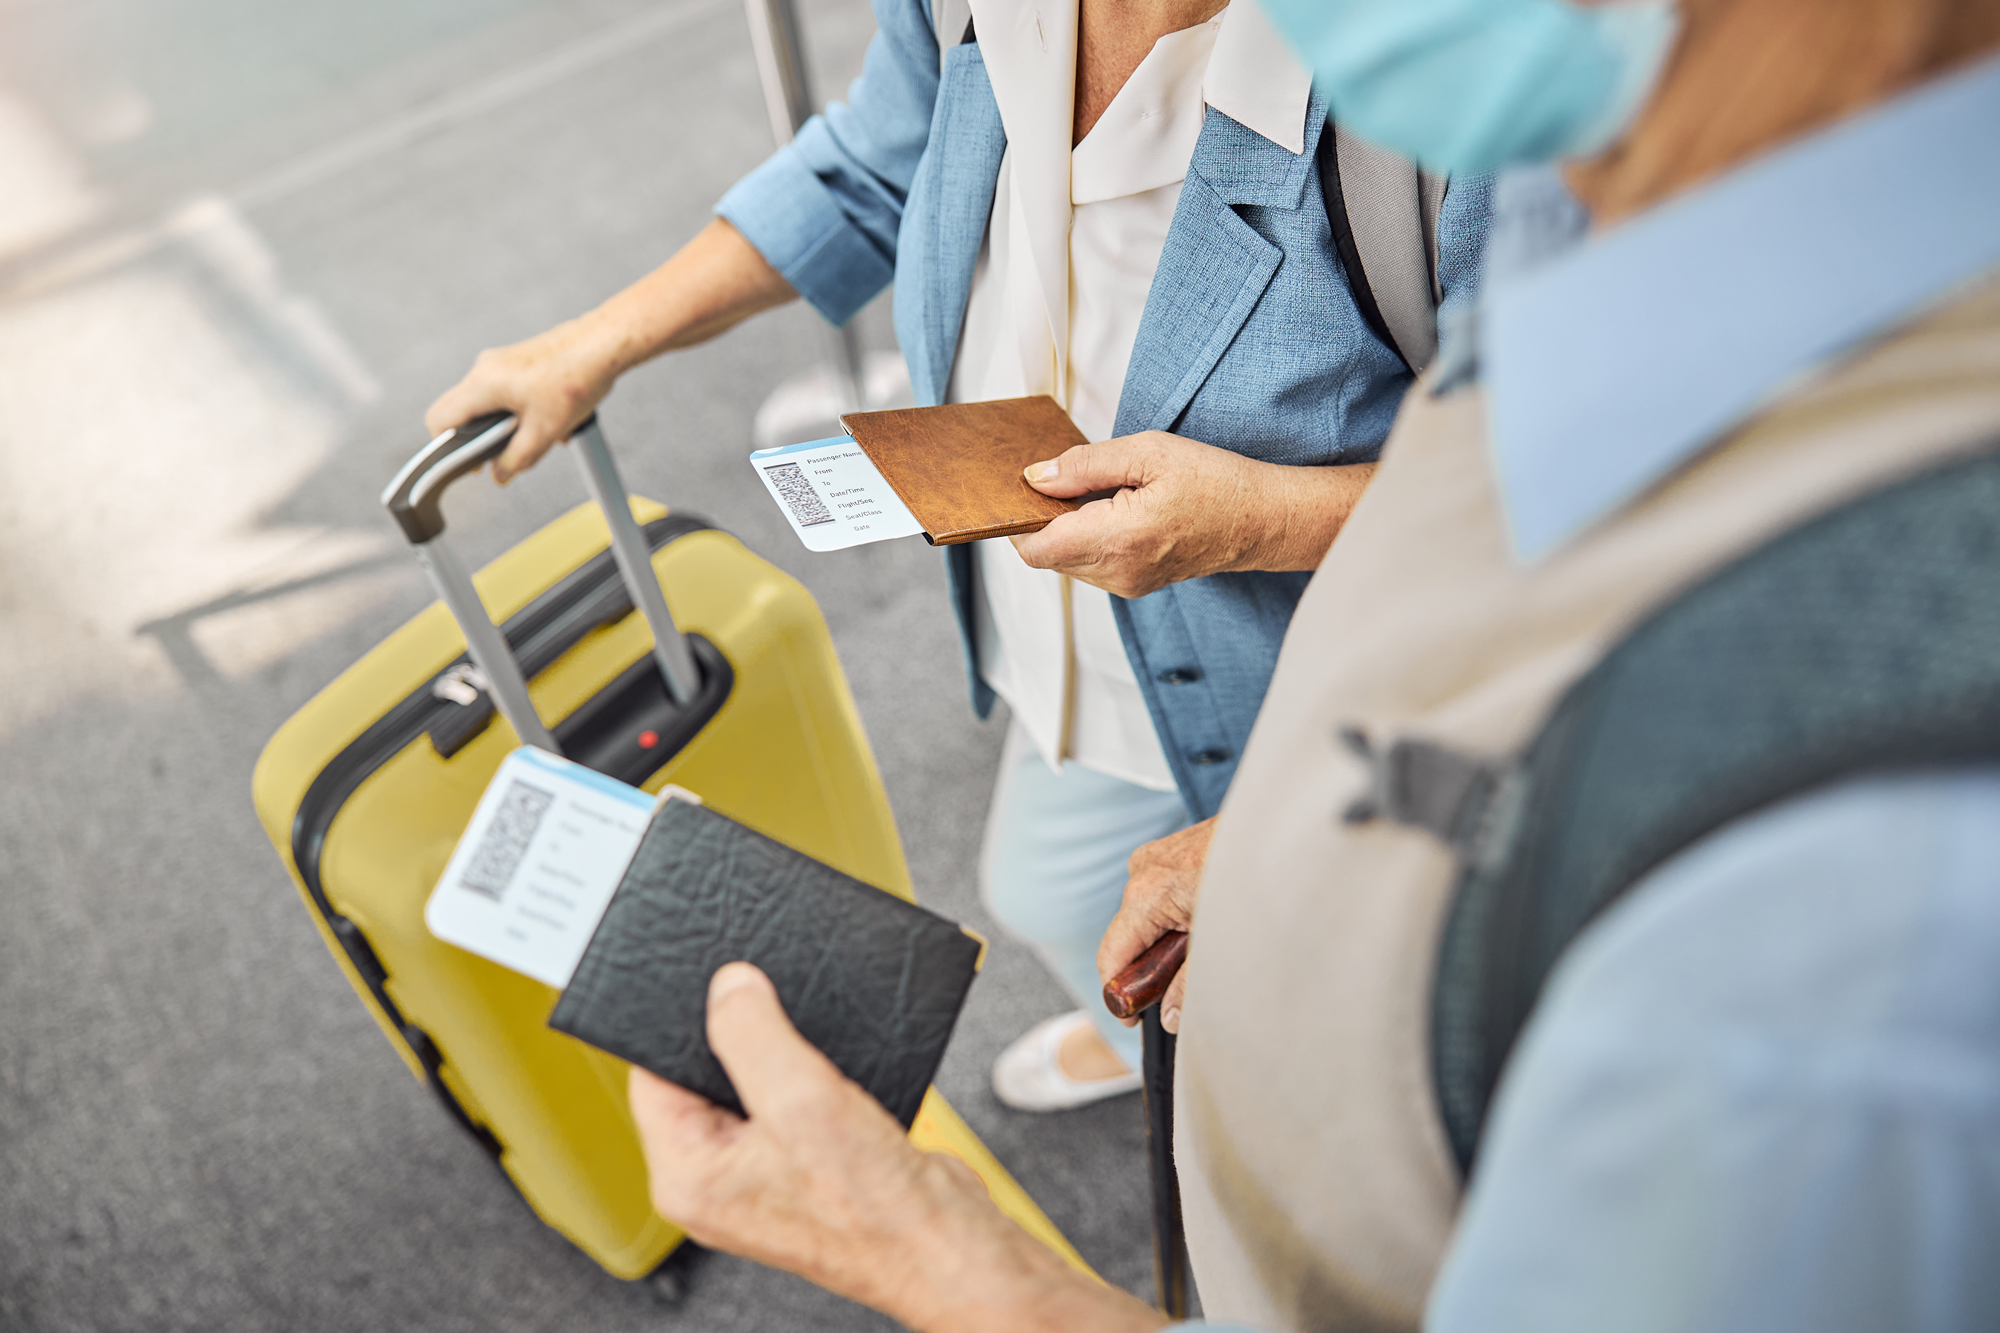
[423,219,796,484]
[1098,817,1215,1034]
[1011,432,1372,598]
[424,315,622,484]
[630,963,1164,1333]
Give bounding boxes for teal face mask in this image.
[1257,0,1680,174]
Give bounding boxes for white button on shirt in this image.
[948,0,1311,790]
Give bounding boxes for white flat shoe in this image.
[992,1011,1142,1112]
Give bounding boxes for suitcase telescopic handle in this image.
[382,412,701,757]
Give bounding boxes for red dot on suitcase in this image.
[637,730,659,749]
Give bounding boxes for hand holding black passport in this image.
[548,796,982,1128]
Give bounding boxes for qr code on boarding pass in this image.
[764,463,834,527]
[460,779,554,900]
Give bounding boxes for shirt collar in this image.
[1071,15,1220,203]
[1481,51,2000,563]
[1204,0,1314,154]
[972,0,1314,162]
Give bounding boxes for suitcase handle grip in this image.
[382,412,701,756]
[383,411,530,545]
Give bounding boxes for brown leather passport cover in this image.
[547,798,982,1128]
[841,395,1086,544]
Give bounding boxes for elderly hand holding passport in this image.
[751,394,1366,599]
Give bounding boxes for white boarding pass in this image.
[750,435,924,551]
[425,747,695,988]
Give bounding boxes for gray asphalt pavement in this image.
[0,1,1157,1327]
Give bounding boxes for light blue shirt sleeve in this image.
[715,0,942,325]
[1427,768,2000,1333]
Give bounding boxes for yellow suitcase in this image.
[250,414,1083,1282]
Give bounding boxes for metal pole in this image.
[742,0,868,414]
[742,0,813,147]
[829,321,867,414]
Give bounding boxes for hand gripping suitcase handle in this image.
[382,413,700,756]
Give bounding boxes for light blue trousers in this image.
[978,723,1192,1072]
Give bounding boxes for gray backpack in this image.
[1342,444,2000,1170]
[1317,122,1449,375]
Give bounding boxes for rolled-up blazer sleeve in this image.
[715,0,942,326]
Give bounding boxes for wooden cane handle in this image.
[1102,930,1189,1021]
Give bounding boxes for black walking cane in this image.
[1106,931,1191,1318]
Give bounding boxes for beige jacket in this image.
[1173,273,2000,1332]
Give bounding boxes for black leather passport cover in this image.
[547,799,981,1128]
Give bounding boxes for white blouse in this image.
[946,0,1311,789]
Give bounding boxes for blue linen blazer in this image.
[719,0,1492,818]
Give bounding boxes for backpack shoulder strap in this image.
[1419,168,1447,306]
[1317,120,1442,374]
[1427,440,2000,1173]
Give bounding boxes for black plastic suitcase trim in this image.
[287,515,727,1158]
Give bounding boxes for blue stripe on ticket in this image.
[508,746,655,810]
[750,434,856,460]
